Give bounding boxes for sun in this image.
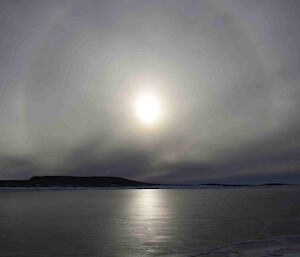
[134,92,162,126]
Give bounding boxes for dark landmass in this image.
[200,183,297,187]
[0,176,297,188]
[0,176,155,188]
[163,183,298,188]
[260,183,296,186]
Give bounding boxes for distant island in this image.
[0,176,155,188]
[0,176,296,188]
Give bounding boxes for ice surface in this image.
[1,188,300,257]
[189,236,300,257]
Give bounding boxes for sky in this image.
[0,0,299,184]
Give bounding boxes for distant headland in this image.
[0,176,155,188]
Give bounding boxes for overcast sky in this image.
[0,0,299,183]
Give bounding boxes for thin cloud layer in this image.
[0,0,299,183]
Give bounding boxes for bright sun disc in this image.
[134,93,162,126]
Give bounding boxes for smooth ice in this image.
[0,187,300,257]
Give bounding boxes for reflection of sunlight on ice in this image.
[126,189,173,255]
[134,189,166,217]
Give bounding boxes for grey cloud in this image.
[0,0,299,183]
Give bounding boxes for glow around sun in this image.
[134,92,162,127]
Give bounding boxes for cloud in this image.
[0,0,299,183]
